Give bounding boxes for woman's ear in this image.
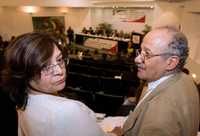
[29,79,35,87]
[29,77,39,88]
[166,56,180,71]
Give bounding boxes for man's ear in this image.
[166,56,180,71]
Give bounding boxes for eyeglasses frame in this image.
[136,49,176,62]
[42,57,70,76]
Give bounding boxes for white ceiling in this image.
[0,0,160,7]
[0,0,194,7]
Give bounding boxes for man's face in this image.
[135,29,171,82]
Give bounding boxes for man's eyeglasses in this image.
[136,49,174,62]
[42,57,69,76]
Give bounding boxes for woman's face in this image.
[29,45,66,94]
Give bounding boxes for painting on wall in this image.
[32,16,65,33]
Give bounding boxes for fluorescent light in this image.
[60,7,68,14]
[21,6,39,14]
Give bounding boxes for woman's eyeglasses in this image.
[42,57,69,76]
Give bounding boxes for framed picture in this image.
[32,16,65,32]
[132,35,140,44]
[131,32,142,49]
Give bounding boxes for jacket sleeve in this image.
[136,98,181,136]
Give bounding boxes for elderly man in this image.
[112,26,199,136]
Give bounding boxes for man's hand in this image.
[109,126,123,136]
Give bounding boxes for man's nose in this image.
[135,54,143,64]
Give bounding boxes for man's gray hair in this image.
[159,26,189,71]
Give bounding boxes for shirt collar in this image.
[148,74,173,92]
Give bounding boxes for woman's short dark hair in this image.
[1,32,66,110]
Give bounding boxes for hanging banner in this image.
[113,9,146,23]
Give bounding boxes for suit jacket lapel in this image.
[123,73,181,133]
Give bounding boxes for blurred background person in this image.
[82,27,88,34]
[88,27,95,35]
[66,26,74,45]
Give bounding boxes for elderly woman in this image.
[1,32,107,136]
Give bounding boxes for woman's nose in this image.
[53,64,64,75]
